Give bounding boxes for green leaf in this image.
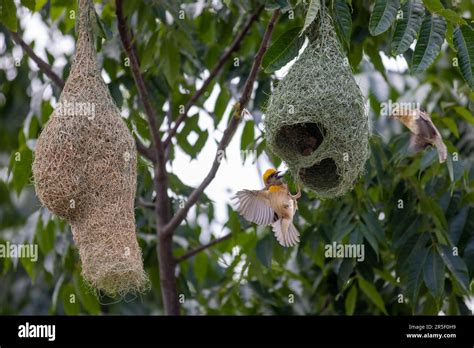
[197,10,216,44]
[256,235,273,268]
[406,246,429,305]
[453,25,474,90]
[437,9,466,25]
[391,0,424,55]
[422,0,466,25]
[440,117,459,138]
[50,274,65,314]
[365,40,387,79]
[453,106,474,125]
[448,207,469,246]
[357,275,387,314]
[301,0,320,35]
[361,211,384,242]
[423,246,445,298]
[194,252,208,284]
[36,220,55,254]
[73,273,101,315]
[419,201,446,244]
[446,153,454,182]
[61,283,80,315]
[0,0,17,31]
[369,0,400,36]
[438,244,470,293]
[426,198,448,234]
[345,284,357,315]
[176,115,208,159]
[34,0,47,11]
[446,22,455,50]
[214,88,230,125]
[241,121,255,151]
[20,255,36,281]
[265,0,291,11]
[262,26,305,73]
[412,14,446,73]
[160,34,180,86]
[333,0,352,46]
[90,4,109,46]
[419,147,437,171]
[9,145,33,196]
[359,223,379,258]
[20,0,35,11]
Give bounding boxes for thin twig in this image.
[116,0,164,165]
[138,197,155,209]
[162,5,264,150]
[175,233,232,263]
[9,31,65,89]
[135,138,156,162]
[163,10,280,235]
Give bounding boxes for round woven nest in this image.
[265,9,369,198]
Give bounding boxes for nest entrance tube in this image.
[276,123,325,157]
[32,0,149,296]
[264,8,369,198]
[299,158,341,191]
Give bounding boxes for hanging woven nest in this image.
[265,9,369,198]
[32,0,149,296]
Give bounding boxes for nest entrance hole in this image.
[276,122,325,157]
[299,158,341,190]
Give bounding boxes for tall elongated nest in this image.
[265,10,369,198]
[32,0,149,296]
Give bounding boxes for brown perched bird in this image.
[233,169,301,247]
[390,106,447,163]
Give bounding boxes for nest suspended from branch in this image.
[32,0,149,296]
[265,9,369,198]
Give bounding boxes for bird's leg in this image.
[292,182,302,200]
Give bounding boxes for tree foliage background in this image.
[0,0,473,315]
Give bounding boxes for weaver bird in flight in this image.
[233,169,301,247]
[390,106,447,163]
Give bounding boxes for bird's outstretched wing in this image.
[418,111,447,163]
[416,111,438,139]
[233,189,276,226]
[409,133,431,153]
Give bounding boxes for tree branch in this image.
[116,0,178,315]
[162,5,264,150]
[116,1,164,165]
[9,31,65,89]
[138,197,155,209]
[135,138,156,162]
[163,10,280,235]
[175,233,232,263]
[116,0,170,223]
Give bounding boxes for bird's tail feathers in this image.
[271,219,299,247]
[435,138,447,163]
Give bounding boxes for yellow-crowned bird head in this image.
[263,168,283,189]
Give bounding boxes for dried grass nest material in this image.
[264,10,370,198]
[32,0,149,296]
